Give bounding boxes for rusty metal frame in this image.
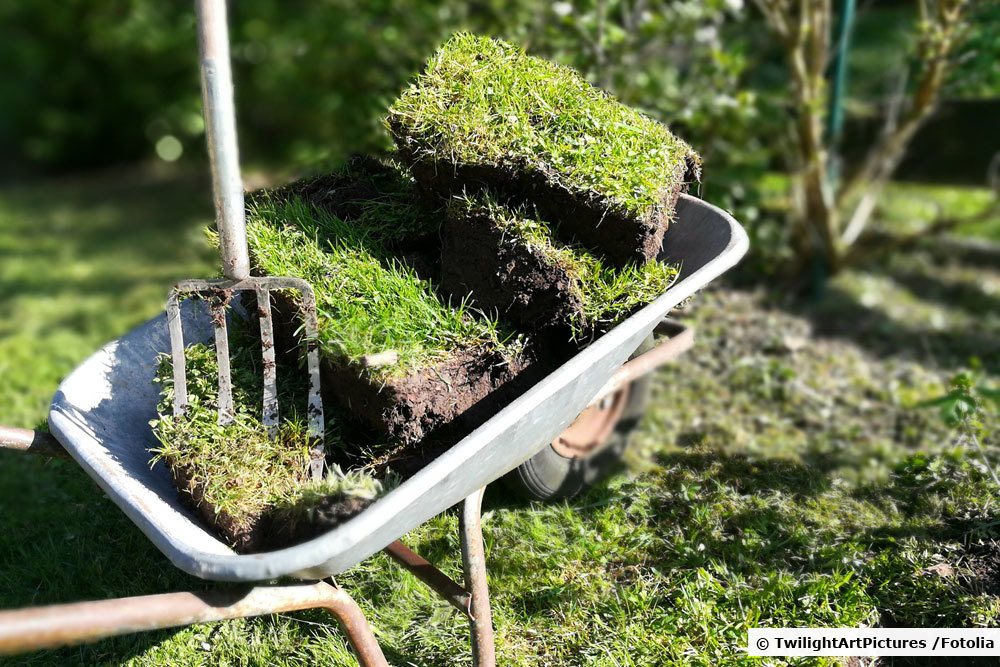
[589,317,694,406]
[0,580,387,666]
[0,426,69,460]
[0,431,499,665]
[460,488,496,667]
[0,492,495,666]
[0,320,695,665]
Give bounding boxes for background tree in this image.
[752,0,990,275]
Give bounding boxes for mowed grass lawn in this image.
[1,170,999,666]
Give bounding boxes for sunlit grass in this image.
[246,193,518,378]
[388,33,699,220]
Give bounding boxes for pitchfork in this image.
[164,0,326,481]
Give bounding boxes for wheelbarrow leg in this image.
[460,487,496,667]
[318,581,389,667]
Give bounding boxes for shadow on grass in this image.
[0,452,205,665]
[785,284,999,372]
[0,169,213,301]
[724,231,1000,373]
[917,235,1000,272]
[868,262,1000,319]
[659,447,831,497]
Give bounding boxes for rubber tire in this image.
[503,335,655,501]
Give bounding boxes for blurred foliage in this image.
[0,0,761,183]
[947,2,1000,99]
[0,0,992,240]
[0,2,198,171]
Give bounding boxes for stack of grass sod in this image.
[151,35,699,551]
[152,158,539,552]
[151,324,393,553]
[387,32,701,267]
[440,195,680,341]
[244,157,538,448]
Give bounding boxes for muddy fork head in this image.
[165,277,326,481]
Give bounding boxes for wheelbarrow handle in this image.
[0,426,69,460]
[0,581,388,666]
[196,0,249,281]
[588,317,694,406]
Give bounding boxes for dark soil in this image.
[964,540,1000,596]
[274,154,433,235]
[440,208,586,334]
[396,240,440,282]
[391,124,697,266]
[169,463,261,553]
[321,342,542,447]
[258,495,373,552]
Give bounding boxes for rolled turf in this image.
[387,33,701,266]
[441,195,680,341]
[245,169,536,446]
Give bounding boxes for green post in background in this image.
[826,0,856,187]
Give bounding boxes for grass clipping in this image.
[388,32,700,220]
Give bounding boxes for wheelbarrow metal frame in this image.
[0,316,697,666]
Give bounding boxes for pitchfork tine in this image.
[166,278,327,478]
[256,284,279,437]
[211,297,235,425]
[166,291,188,417]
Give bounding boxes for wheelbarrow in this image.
[0,193,746,666]
[0,4,749,666]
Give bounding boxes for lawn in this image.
[1,170,998,666]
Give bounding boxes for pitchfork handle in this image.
[196,0,250,281]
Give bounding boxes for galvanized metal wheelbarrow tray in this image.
[47,191,745,584]
[0,194,746,666]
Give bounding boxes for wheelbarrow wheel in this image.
[504,335,654,501]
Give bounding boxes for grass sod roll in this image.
[388,33,701,266]
[151,328,391,553]
[245,187,536,446]
[441,195,680,341]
